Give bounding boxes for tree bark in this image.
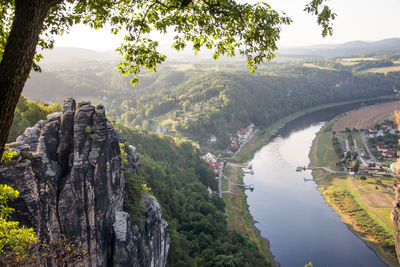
[0,0,57,156]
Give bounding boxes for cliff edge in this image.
[0,98,169,266]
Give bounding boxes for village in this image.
[201,123,256,197]
[331,120,399,177]
[201,119,400,196]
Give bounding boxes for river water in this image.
[244,121,388,267]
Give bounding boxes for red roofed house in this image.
[383,150,396,158]
[377,144,387,152]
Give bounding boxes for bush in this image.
[1,148,17,163]
[0,185,37,257]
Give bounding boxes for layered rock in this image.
[0,98,169,266]
[113,196,169,267]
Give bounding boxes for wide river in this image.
[244,121,388,267]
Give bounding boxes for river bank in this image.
[309,117,399,266]
[223,96,396,266]
[223,163,279,266]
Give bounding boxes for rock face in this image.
[393,155,400,263]
[113,196,169,267]
[0,98,169,266]
[393,112,400,264]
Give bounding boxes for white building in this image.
[209,135,217,143]
[156,126,168,135]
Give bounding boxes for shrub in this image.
[0,185,37,257]
[1,148,17,163]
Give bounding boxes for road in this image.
[353,138,367,167]
[218,163,224,197]
[345,139,350,152]
[361,131,376,162]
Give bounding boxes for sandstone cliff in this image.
[0,98,169,266]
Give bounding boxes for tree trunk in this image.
[0,0,56,156]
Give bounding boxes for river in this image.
[244,120,388,266]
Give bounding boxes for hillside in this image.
[112,123,271,266]
[23,61,400,151]
[277,38,400,58]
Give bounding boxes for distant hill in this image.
[40,47,118,62]
[38,47,120,70]
[40,38,400,68]
[277,38,400,58]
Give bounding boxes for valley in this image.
[2,0,400,265]
[5,41,400,266]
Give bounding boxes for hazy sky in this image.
[54,0,400,51]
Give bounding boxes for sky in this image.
[54,0,400,51]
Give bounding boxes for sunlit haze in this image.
[54,0,400,51]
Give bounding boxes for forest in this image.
[113,123,270,266]
[23,60,400,148]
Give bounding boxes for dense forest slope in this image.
[114,124,270,266]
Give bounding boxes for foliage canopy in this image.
[0,0,336,81]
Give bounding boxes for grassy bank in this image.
[310,119,399,266]
[223,165,275,266]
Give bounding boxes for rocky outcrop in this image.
[113,196,169,267]
[0,98,169,266]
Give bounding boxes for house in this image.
[377,129,385,137]
[366,133,375,138]
[383,122,395,130]
[185,114,196,121]
[207,186,213,197]
[194,142,200,149]
[156,126,168,135]
[201,152,221,175]
[207,161,219,176]
[209,135,217,143]
[377,144,387,151]
[383,149,396,158]
[231,137,239,148]
[237,124,254,142]
[202,152,217,162]
[237,128,248,140]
